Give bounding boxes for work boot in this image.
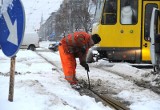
[71,83,81,90]
[73,74,78,82]
[74,77,78,82]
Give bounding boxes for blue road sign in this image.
[0,0,25,57]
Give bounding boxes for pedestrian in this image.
[58,31,101,89]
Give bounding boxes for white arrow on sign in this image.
[3,11,18,46]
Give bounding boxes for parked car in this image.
[48,42,59,51]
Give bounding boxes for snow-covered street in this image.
[0,41,160,110]
[1,0,160,109]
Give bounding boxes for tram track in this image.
[35,50,129,110]
[92,64,160,95]
[78,88,129,110]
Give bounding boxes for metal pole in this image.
[8,56,16,102]
[86,71,91,89]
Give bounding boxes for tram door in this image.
[119,0,140,48]
[142,1,160,62]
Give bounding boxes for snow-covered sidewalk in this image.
[0,49,111,110]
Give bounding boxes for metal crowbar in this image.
[86,70,91,89]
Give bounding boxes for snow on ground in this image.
[0,41,160,110]
[0,41,111,110]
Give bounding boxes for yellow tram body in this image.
[92,0,160,63]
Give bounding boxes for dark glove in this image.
[81,46,86,54]
[81,47,86,53]
[80,62,90,72]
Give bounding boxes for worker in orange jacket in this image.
[58,31,101,88]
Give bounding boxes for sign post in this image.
[8,56,16,102]
[0,0,25,101]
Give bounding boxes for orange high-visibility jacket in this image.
[60,31,92,63]
[59,31,92,84]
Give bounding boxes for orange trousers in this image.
[58,45,77,84]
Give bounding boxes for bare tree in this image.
[40,0,96,40]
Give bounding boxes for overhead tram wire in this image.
[26,0,38,23]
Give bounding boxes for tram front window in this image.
[120,0,138,25]
[101,0,117,25]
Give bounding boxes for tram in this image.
[89,0,160,63]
